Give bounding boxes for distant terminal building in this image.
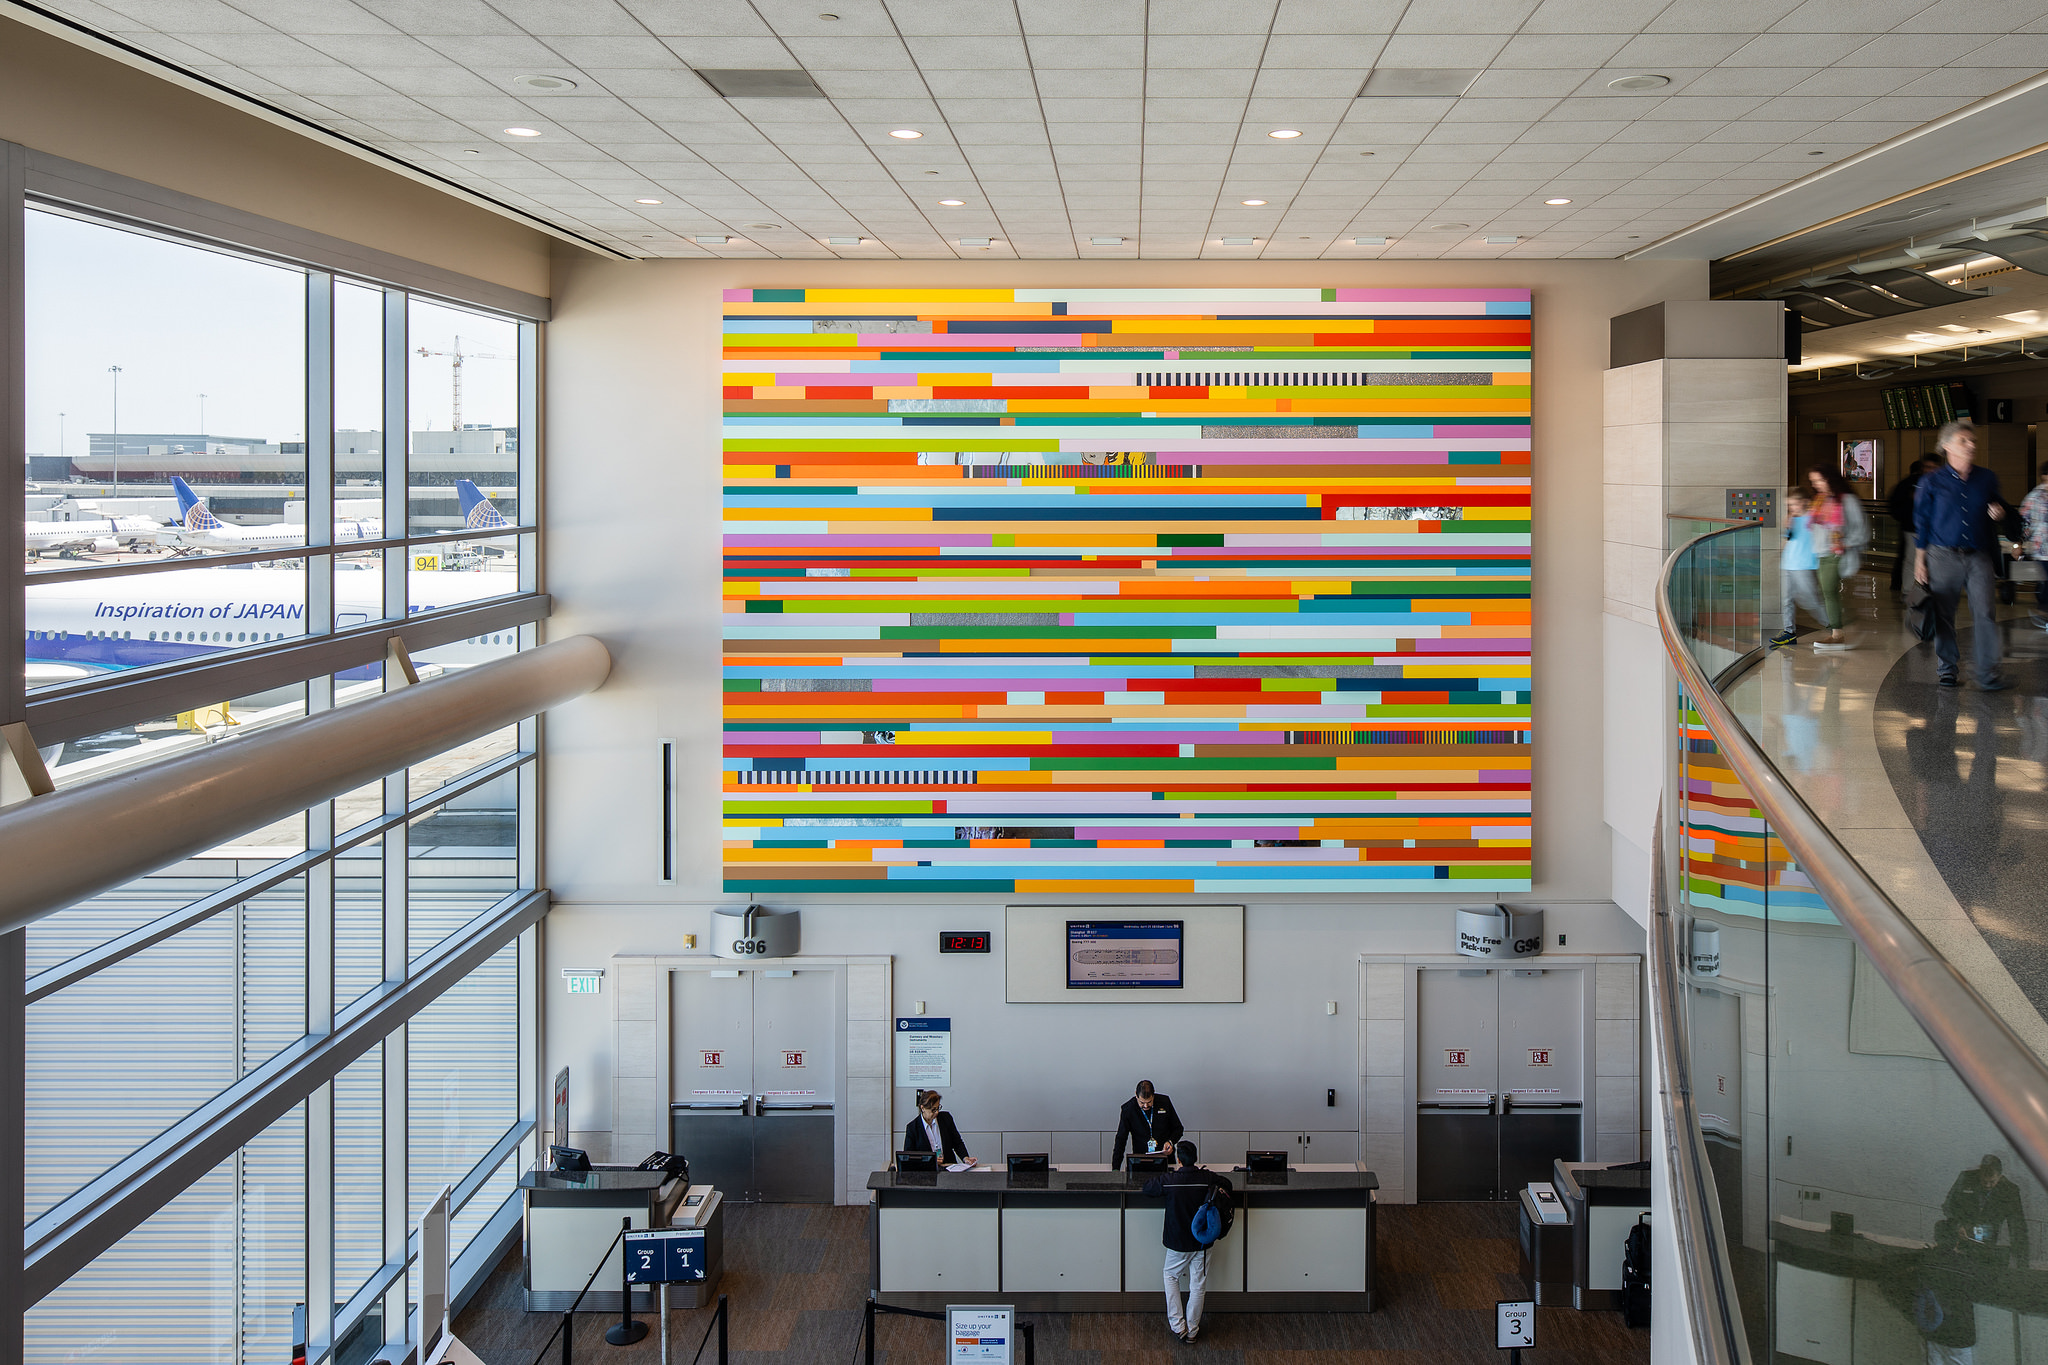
[52,427,520,526]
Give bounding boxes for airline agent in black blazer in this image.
[1112,1079,1184,1170]
[901,1089,976,1166]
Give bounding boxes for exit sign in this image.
[560,969,604,995]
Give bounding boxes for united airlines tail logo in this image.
[172,477,223,531]
[456,479,510,530]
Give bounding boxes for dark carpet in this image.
[452,1201,1648,1365]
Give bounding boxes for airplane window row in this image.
[466,635,510,645]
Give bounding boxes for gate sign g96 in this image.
[711,905,801,960]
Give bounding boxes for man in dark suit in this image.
[900,1089,975,1166]
[1112,1079,1184,1170]
[1142,1141,1232,1343]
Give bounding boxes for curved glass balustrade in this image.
[1657,521,2048,1365]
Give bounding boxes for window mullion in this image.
[381,288,407,627]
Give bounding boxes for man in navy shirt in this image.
[1915,421,2012,690]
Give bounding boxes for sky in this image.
[24,208,519,460]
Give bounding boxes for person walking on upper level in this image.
[1914,422,2012,690]
[1771,487,1827,648]
[1804,466,1868,650]
[2019,469,2048,621]
[1888,456,1939,593]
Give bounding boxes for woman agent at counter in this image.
[901,1090,977,1167]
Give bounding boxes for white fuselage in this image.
[158,518,382,553]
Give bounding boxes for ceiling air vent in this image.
[693,69,825,99]
[1357,69,1482,98]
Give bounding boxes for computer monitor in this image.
[1008,1152,1050,1173]
[1127,1151,1171,1173]
[895,1149,938,1173]
[550,1144,590,1173]
[1245,1149,1288,1172]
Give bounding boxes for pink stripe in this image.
[725,534,991,547]
[1330,289,1530,302]
[723,289,752,302]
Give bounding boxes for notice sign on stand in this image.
[624,1228,708,1284]
[1497,1300,1535,1356]
[896,1017,951,1087]
[947,1305,1013,1365]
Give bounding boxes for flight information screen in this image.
[1067,920,1184,989]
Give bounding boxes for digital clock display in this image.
[940,932,990,954]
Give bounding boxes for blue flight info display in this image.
[623,1228,708,1284]
[1067,920,1184,989]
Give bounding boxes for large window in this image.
[20,207,537,692]
[7,168,549,1365]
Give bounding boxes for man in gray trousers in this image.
[1914,420,2012,690]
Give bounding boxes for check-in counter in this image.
[867,1165,1377,1311]
[521,1167,711,1312]
[1554,1160,1650,1311]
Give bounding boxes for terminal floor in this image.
[451,1200,1647,1365]
[1723,572,2048,1057]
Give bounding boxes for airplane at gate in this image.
[158,476,380,553]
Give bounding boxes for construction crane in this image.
[413,335,509,431]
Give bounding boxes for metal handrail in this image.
[1649,796,1749,1365]
[1656,524,2048,1194]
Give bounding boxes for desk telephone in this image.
[637,1151,690,1181]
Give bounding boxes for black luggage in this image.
[1622,1212,1652,1328]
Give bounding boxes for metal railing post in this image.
[717,1293,728,1365]
[864,1298,875,1365]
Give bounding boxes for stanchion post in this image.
[1023,1321,1035,1365]
[660,1283,670,1365]
[864,1298,876,1365]
[605,1216,650,1347]
[561,1312,572,1365]
[717,1293,729,1365]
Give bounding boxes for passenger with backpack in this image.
[1910,1221,1979,1365]
[1141,1140,1234,1343]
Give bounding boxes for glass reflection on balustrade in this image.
[1676,680,2048,1364]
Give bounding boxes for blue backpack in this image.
[1191,1181,1234,1246]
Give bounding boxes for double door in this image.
[670,968,836,1202]
[1415,966,1585,1202]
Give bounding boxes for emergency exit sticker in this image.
[1527,1048,1552,1066]
[700,1051,723,1068]
[1445,1049,1469,1067]
[783,1050,805,1068]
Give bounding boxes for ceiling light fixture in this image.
[1241,199,1267,206]
[1544,197,1571,205]
[1485,236,1518,244]
[938,199,964,206]
[1090,236,1124,245]
[819,11,840,17]
[959,238,993,248]
[462,148,481,155]
[824,236,865,245]
[2001,310,2044,325]
[1352,236,1389,245]
[635,198,663,205]
[504,127,541,137]
[1807,149,1827,156]
[1220,236,1258,245]
[1428,222,1470,231]
[512,74,577,91]
[695,235,729,245]
[1268,129,1302,139]
[749,223,779,230]
[889,129,923,139]
[1607,74,1671,91]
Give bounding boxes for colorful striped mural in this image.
[721,287,1532,895]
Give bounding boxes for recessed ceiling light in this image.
[1807,149,1828,156]
[958,238,993,248]
[1545,197,1572,205]
[1090,236,1124,245]
[1220,236,1258,245]
[1428,222,1470,231]
[819,10,840,17]
[889,129,923,139]
[2001,310,2043,325]
[938,199,964,206]
[695,235,729,245]
[635,198,663,205]
[750,224,779,230]
[504,127,541,137]
[512,74,577,92]
[462,148,481,155]
[1607,74,1671,91]
[1268,129,1302,139]
[1241,199,1267,206]
[1485,236,1518,244]
[824,236,865,245]
[1938,324,1977,334]
[1352,236,1389,245]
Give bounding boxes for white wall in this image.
[550,898,1646,1162]
[539,255,1705,1150]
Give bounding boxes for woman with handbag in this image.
[1805,467,1870,650]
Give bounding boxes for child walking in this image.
[1772,487,1827,648]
